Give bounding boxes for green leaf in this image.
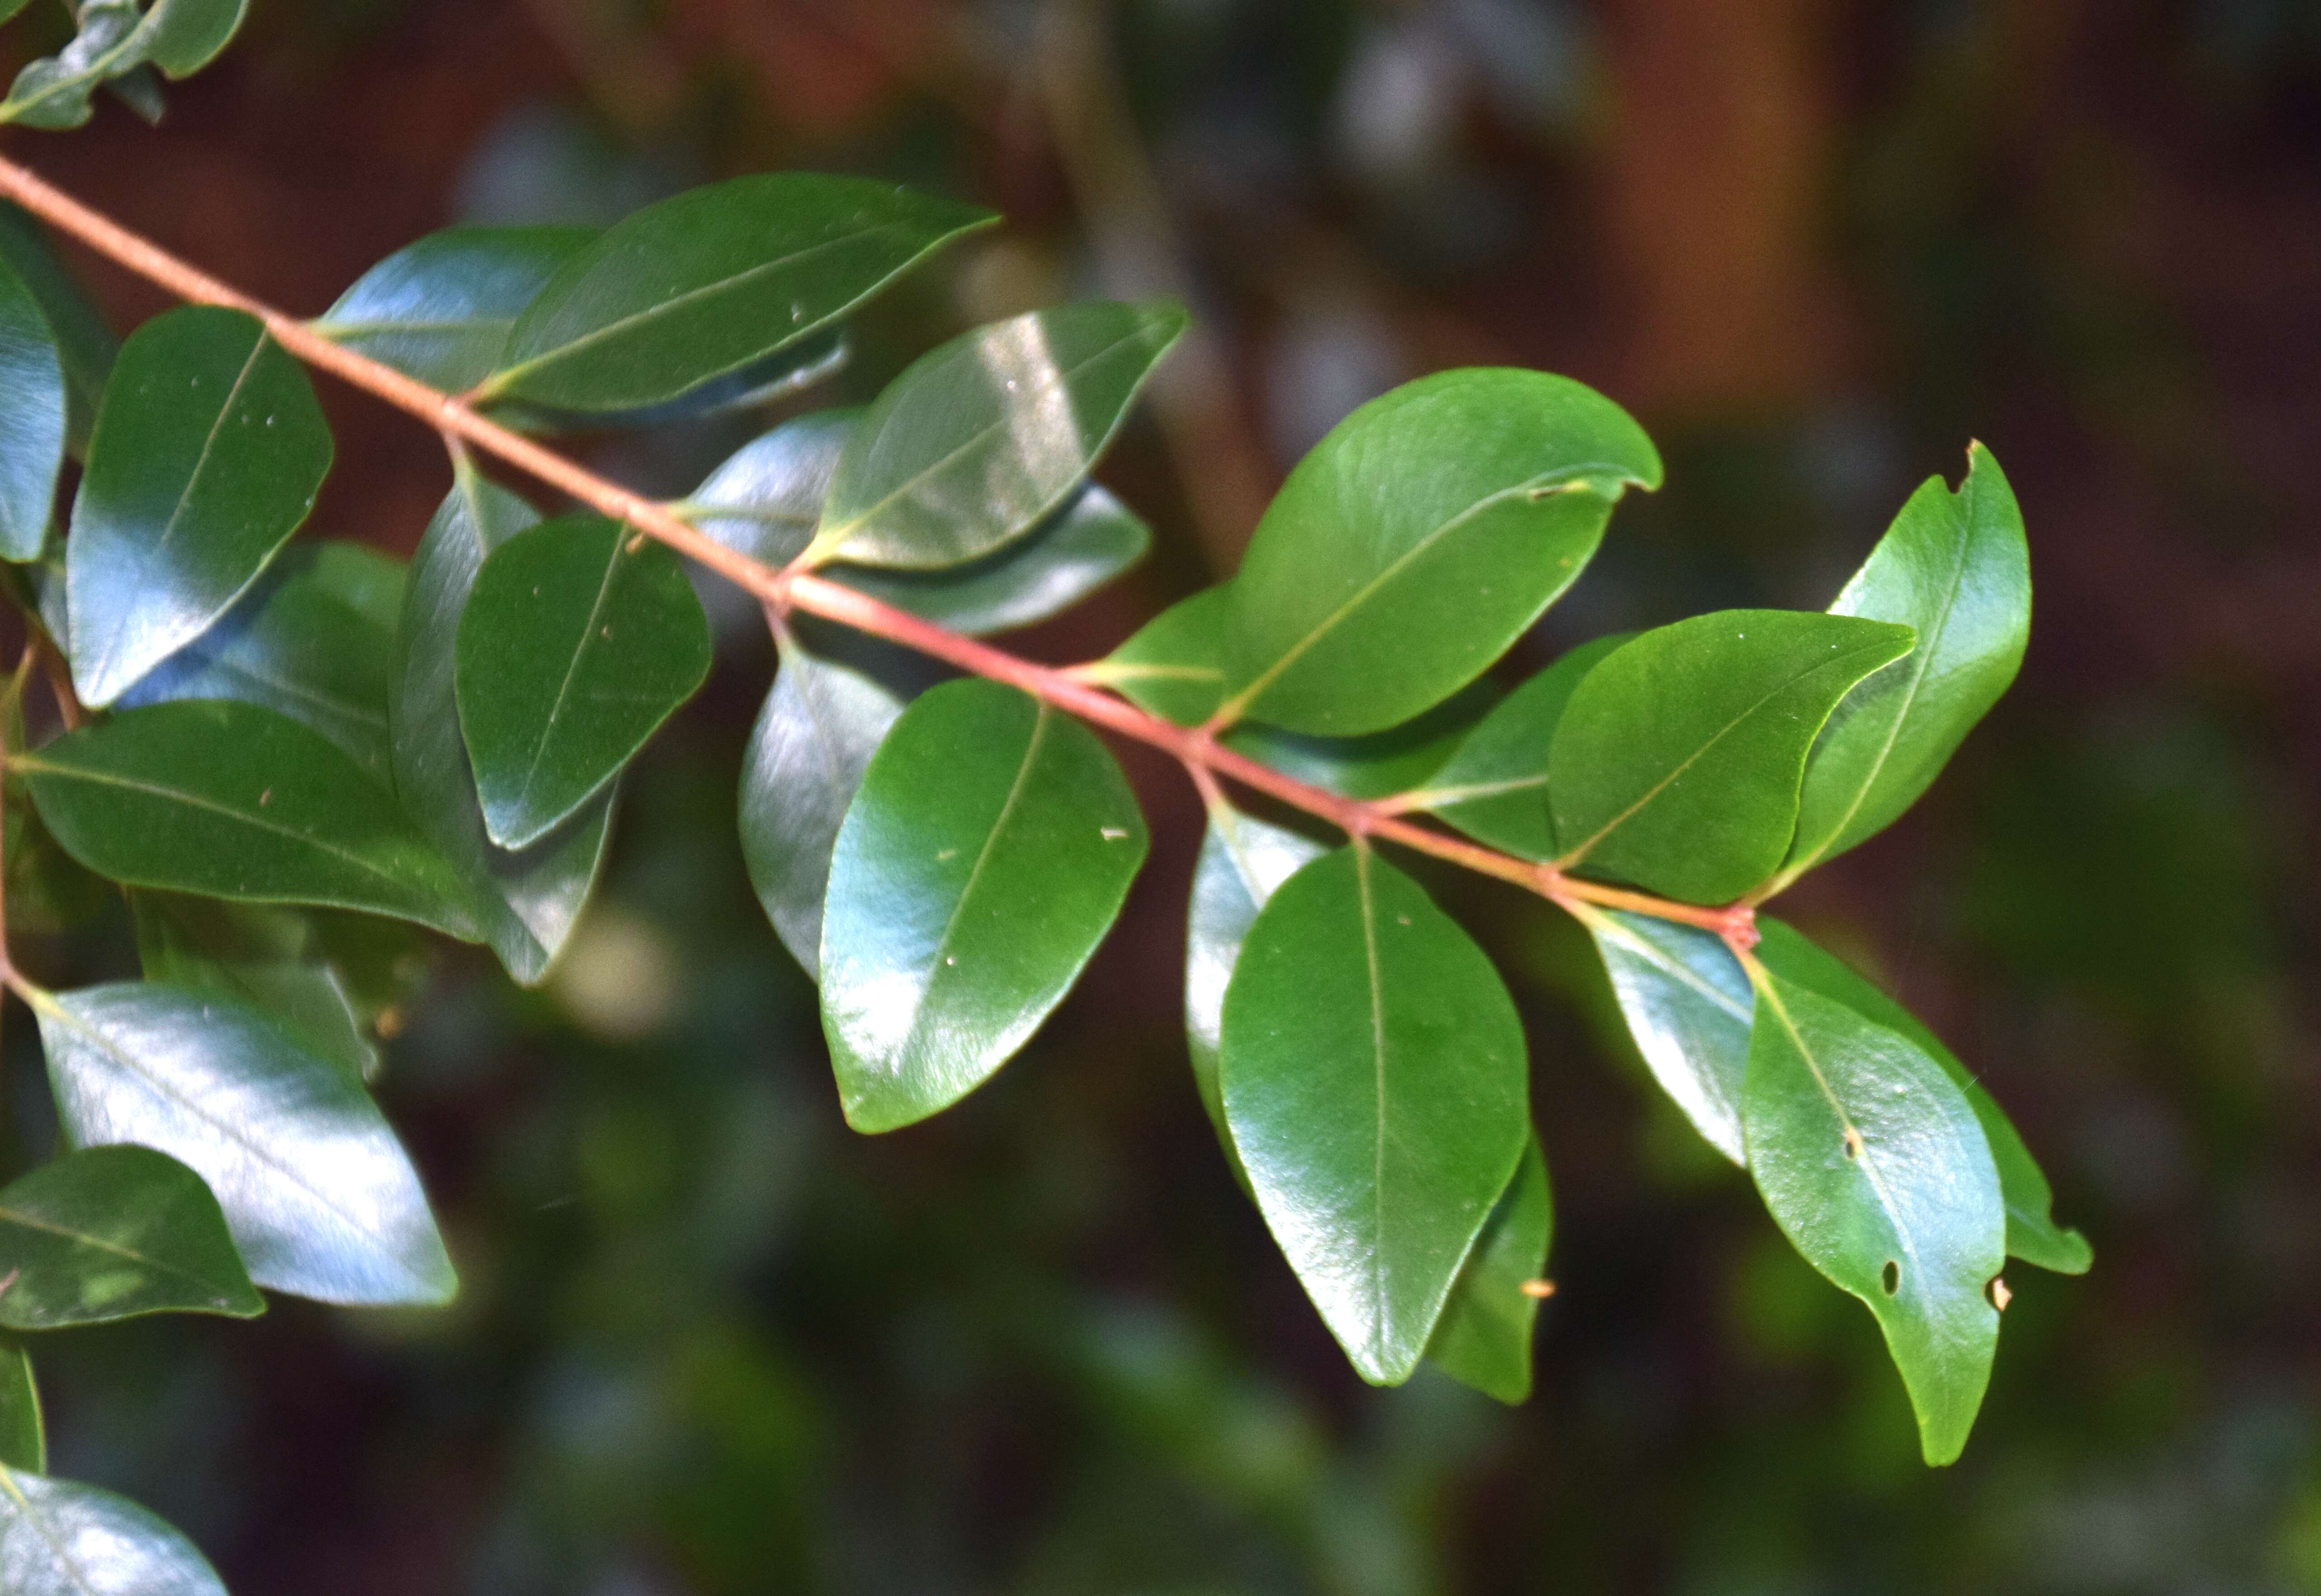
[811,300,1187,568]
[738,628,903,979]
[684,409,855,567]
[1219,845,1529,1384]
[1772,444,2030,891]
[310,225,595,393]
[836,484,1151,635]
[1089,584,1236,727]
[1577,907,1752,1164]
[1755,919,2090,1274]
[1550,611,1917,904]
[66,306,334,708]
[480,174,995,412]
[483,330,849,437]
[132,892,377,1082]
[0,204,118,454]
[455,514,712,850]
[1425,1137,1553,1404]
[0,1145,263,1329]
[1216,369,1660,736]
[1184,801,1327,1191]
[1410,634,1629,859]
[120,541,404,783]
[391,474,610,986]
[822,679,1148,1131]
[0,1468,227,1595]
[1740,962,2004,1465]
[19,699,479,938]
[1,680,108,933]
[0,0,248,129]
[0,254,66,562]
[30,979,456,1305]
[0,1346,40,1474]
[1222,678,1499,802]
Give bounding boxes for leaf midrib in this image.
[0,1199,240,1310]
[504,527,628,831]
[1355,845,1391,1369]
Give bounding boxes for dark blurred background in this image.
[4,0,2319,1590]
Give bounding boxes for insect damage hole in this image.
[1842,1127,1865,1159]
[1880,1260,1900,1296]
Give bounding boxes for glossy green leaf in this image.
[1184,801,1327,1191]
[310,225,595,393]
[821,678,1148,1131]
[1741,963,2004,1465]
[683,409,855,567]
[485,329,850,437]
[455,513,712,849]
[1226,682,1496,806]
[0,1347,39,1474]
[0,1145,262,1329]
[838,484,1151,635]
[1219,845,1529,1384]
[1550,611,1917,904]
[19,699,478,938]
[1090,584,1236,727]
[480,174,994,412]
[0,0,248,129]
[132,892,377,1081]
[392,474,610,986]
[1425,1137,1553,1404]
[1756,918,2090,1274]
[1216,369,1660,736]
[811,300,1186,568]
[1577,906,1752,1164]
[120,541,404,782]
[66,305,334,708]
[1772,444,2030,891]
[0,254,66,561]
[0,1469,227,1595]
[738,629,904,979]
[0,204,117,454]
[1410,634,1629,859]
[31,979,456,1305]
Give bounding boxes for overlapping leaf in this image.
[0,0,248,129]
[0,1347,39,1474]
[66,305,334,708]
[1092,585,1236,727]
[1220,679,1498,802]
[1424,1138,1553,1404]
[1578,907,1754,1163]
[838,484,1151,635]
[1215,369,1660,736]
[1409,634,1628,859]
[1550,611,1916,904]
[392,472,611,985]
[132,892,378,1081]
[0,203,117,452]
[0,254,66,561]
[0,1468,227,1596]
[0,1145,262,1329]
[479,173,994,412]
[455,514,711,849]
[1219,845,1529,1384]
[821,679,1147,1131]
[31,980,456,1305]
[311,225,594,393]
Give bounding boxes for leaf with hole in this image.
[455,513,711,850]
[0,203,116,453]
[1755,918,2089,1274]
[0,253,66,562]
[0,1346,39,1474]
[1219,845,1530,1384]
[1425,1137,1553,1404]
[1184,801,1327,1192]
[1741,962,2004,1465]
[132,892,378,1082]
[1217,369,1660,736]
[31,980,456,1305]
[393,473,611,985]
[66,306,334,708]
[480,174,993,412]
[0,1468,228,1595]
[1411,634,1629,859]
[120,541,404,782]
[812,300,1184,569]
[738,628,904,979]
[19,699,479,938]
[1550,611,1916,904]
[0,1145,262,1329]
[311,225,595,393]
[821,678,1148,1131]
[1579,906,1753,1164]
[1774,444,2030,891]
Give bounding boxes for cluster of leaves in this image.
[0,14,2087,1588]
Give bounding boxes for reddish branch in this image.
[0,152,1756,945]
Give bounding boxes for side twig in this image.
[0,152,1755,946]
